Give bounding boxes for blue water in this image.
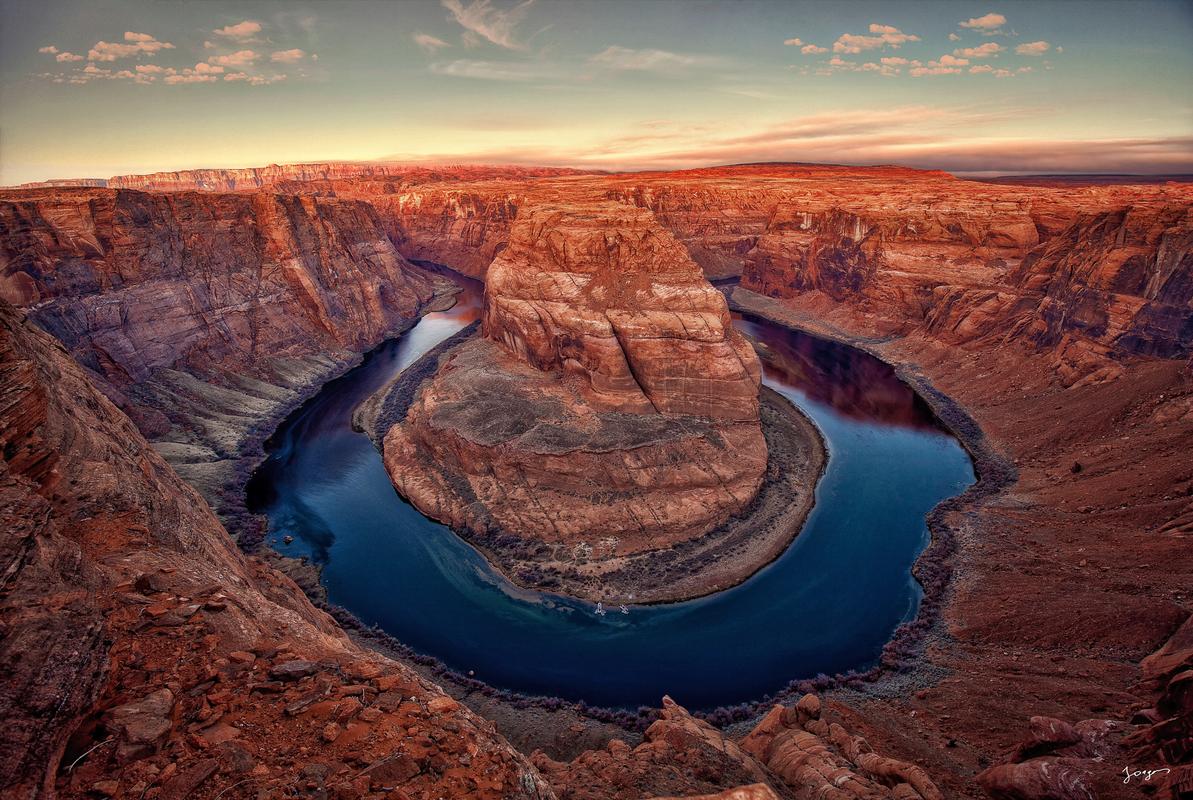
[246,276,974,710]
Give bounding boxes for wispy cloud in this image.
[38,45,57,54]
[959,12,1007,33]
[56,52,84,62]
[270,48,306,63]
[88,32,174,61]
[783,38,803,47]
[213,21,262,41]
[414,32,451,53]
[429,58,551,81]
[1016,41,1051,55]
[402,107,1193,175]
[801,44,828,55]
[441,0,534,50]
[588,46,711,73]
[833,24,919,54]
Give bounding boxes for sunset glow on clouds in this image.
[1,0,1190,184]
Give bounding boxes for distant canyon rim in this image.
[1,161,1191,800]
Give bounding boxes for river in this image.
[246,272,974,710]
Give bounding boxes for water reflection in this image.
[735,314,939,431]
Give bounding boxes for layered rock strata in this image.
[373,202,794,601]
[0,187,444,514]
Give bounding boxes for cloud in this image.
[959,12,1007,32]
[833,24,919,54]
[588,46,707,73]
[910,65,962,76]
[880,57,909,66]
[954,42,1003,58]
[937,54,969,66]
[970,64,1014,77]
[222,72,285,85]
[949,33,961,42]
[208,50,259,67]
[1016,41,1050,55]
[270,48,306,63]
[429,58,552,81]
[414,32,451,52]
[783,38,803,46]
[88,33,174,61]
[213,20,262,40]
[441,0,534,50]
[164,73,218,84]
[801,44,828,55]
[135,64,163,74]
[194,62,223,74]
[38,45,58,54]
[56,52,84,62]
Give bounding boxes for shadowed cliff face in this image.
[379,201,769,559]
[1011,206,1193,359]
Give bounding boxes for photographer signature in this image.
[1122,766,1171,784]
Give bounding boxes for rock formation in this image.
[533,695,941,800]
[373,202,780,600]
[0,187,444,514]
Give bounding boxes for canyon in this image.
[1,163,1191,799]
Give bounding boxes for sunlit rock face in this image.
[482,202,762,420]
[380,201,767,553]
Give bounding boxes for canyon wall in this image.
[0,187,442,510]
[740,200,1193,383]
[14,162,592,193]
[328,166,1192,386]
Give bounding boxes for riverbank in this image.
[356,326,828,605]
[726,285,1193,799]
[726,286,1015,686]
[206,269,462,545]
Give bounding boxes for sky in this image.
[1,0,1191,184]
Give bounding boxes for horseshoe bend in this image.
[2,3,1193,797]
[355,201,826,603]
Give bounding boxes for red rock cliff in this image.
[0,187,442,511]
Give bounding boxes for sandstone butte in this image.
[375,201,775,597]
[0,162,1191,800]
